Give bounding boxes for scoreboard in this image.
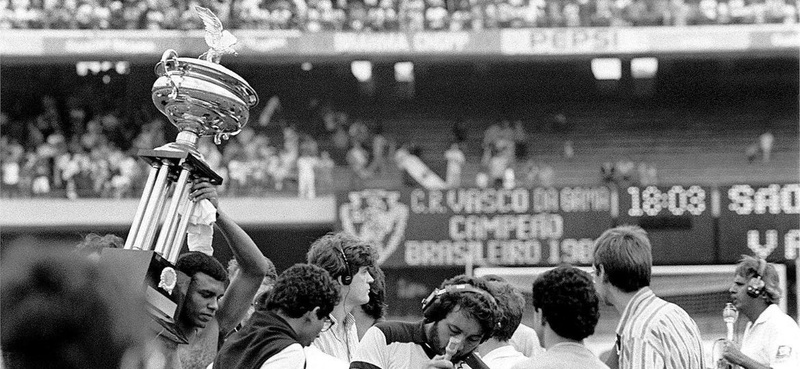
[617,185,716,264]
[336,183,800,267]
[718,184,800,263]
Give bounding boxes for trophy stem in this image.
[126,165,160,249]
[154,167,192,256]
[175,130,200,148]
[168,199,197,263]
[132,163,171,250]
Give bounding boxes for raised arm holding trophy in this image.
[100,7,270,369]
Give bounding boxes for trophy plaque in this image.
[101,6,258,344]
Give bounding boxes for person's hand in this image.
[425,355,454,369]
[189,178,219,210]
[721,340,745,366]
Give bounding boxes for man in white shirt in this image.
[308,232,377,362]
[512,265,608,369]
[477,277,528,369]
[213,264,340,369]
[721,256,800,369]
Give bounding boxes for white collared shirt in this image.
[481,345,527,369]
[312,312,359,362]
[741,304,800,369]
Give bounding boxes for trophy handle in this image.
[160,50,181,99]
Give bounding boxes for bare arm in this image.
[189,179,269,334]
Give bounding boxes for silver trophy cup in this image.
[104,9,258,344]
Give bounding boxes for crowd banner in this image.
[1,25,797,60]
[336,186,613,268]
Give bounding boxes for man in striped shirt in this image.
[592,225,705,369]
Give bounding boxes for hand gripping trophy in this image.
[100,6,257,344]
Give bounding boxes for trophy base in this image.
[100,248,190,344]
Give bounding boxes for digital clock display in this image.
[626,185,707,217]
[619,185,715,264]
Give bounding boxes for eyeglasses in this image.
[321,315,335,332]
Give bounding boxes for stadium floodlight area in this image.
[474,264,788,316]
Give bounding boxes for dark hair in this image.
[74,233,124,258]
[532,265,599,341]
[267,264,340,319]
[1,246,147,369]
[593,225,652,292]
[360,266,387,320]
[484,279,525,342]
[307,232,377,282]
[176,251,228,283]
[424,275,499,342]
[735,255,781,304]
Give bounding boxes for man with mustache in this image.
[350,275,499,369]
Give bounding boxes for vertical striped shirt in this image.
[615,288,705,369]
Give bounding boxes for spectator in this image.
[297,143,319,199]
[367,122,389,175]
[316,150,335,195]
[445,142,466,188]
[759,131,774,163]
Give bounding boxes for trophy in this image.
[101,6,258,344]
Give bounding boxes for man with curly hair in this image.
[351,275,499,369]
[213,263,340,369]
[307,232,378,361]
[593,225,704,369]
[512,265,607,369]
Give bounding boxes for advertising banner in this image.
[336,187,613,268]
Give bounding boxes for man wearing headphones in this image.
[350,275,499,369]
[307,232,378,362]
[721,256,800,369]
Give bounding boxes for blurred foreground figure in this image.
[1,246,155,369]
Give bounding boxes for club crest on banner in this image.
[339,189,409,265]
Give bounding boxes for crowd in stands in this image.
[1,0,798,31]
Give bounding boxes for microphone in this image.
[443,337,462,362]
[723,303,738,341]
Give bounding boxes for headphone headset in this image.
[421,284,496,320]
[336,246,352,286]
[746,258,767,298]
